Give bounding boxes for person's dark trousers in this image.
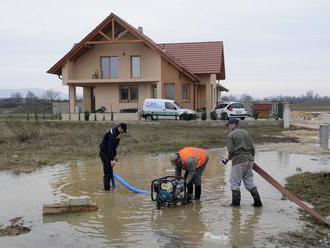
[187,182,194,202]
[195,185,201,200]
[100,151,115,191]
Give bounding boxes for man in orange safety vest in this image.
[171,147,209,200]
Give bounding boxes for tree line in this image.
[222,91,330,104]
[0,89,66,103]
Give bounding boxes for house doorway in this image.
[91,87,96,112]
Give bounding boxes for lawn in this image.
[0,120,295,173]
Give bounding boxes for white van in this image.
[141,98,197,121]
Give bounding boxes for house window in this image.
[110,57,119,79]
[119,86,138,102]
[182,84,190,100]
[151,85,157,98]
[165,83,175,100]
[131,56,141,78]
[101,56,119,79]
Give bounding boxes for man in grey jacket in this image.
[224,118,262,207]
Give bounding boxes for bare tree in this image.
[25,91,38,103]
[10,92,23,103]
[42,89,61,101]
[239,94,253,102]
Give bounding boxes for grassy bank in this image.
[291,103,330,112]
[0,120,296,173]
[286,172,330,225]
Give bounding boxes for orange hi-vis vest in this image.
[177,147,207,170]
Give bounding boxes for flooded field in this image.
[0,147,329,247]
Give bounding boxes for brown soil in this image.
[0,217,31,237]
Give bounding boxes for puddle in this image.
[0,147,329,247]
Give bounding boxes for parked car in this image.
[214,102,247,120]
[141,98,196,121]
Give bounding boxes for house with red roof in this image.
[47,13,227,114]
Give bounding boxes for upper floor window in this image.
[131,56,141,78]
[101,56,119,79]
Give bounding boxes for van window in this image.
[174,102,183,109]
[165,102,177,110]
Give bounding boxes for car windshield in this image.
[173,102,183,109]
[216,104,228,109]
[232,103,245,108]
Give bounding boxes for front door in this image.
[91,87,96,112]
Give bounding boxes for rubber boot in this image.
[195,185,201,200]
[187,183,194,203]
[250,187,262,207]
[230,190,241,207]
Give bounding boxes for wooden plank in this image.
[111,18,115,40]
[115,29,129,40]
[43,203,98,215]
[98,31,111,41]
[253,163,330,226]
[85,40,143,45]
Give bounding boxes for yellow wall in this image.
[198,74,217,112]
[63,43,161,81]
[62,42,218,112]
[94,83,150,112]
[160,58,194,109]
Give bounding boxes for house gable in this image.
[47,13,198,82]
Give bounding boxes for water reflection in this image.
[152,203,206,248]
[229,207,262,247]
[0,149,330,247]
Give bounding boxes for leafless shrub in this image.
[0,122,6,143]
[5,121,42,142]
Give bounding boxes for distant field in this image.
[291,103,330,112]
[0,102,52,114]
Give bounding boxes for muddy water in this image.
[0,147,329,247]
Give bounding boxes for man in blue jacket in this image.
[99,123,127,191]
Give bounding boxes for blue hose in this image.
[113,173,148,194]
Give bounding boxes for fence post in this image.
[43,112,46,121]
[319,123,329,150]
[27,113,29,121]
[35,112,38,121]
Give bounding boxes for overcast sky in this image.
[0,0,329,97]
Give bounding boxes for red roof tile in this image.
[158,42,225,79]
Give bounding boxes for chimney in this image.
[137,26,143,34]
